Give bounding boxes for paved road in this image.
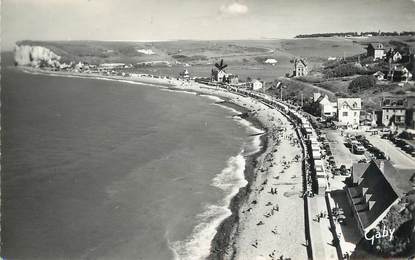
[324,129,365,168]
[366,135,415,169]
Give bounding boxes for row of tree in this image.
[295,31,415,38]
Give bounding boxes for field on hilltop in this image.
[16,36,415,108]
[16,37,374,81]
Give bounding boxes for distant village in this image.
[23,40,415,134]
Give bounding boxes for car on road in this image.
[361,139,374,150]
[328,155,335,164]
[339,165,350,176]
[352,143,365,154]
[375,151,387,159]
[337,214,347,225]
[403,144,415,157]
[345,136,356,147]
[381,133,391,139]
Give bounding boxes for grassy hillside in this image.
[17,36,415,107]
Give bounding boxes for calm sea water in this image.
[1,62,261,259]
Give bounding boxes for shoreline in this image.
[208,133,268,259]
[16,66,300,259]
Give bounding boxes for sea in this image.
[1,54,262,260]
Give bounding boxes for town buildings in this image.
[228,74,239,85]
[313,93,337,118]
[251,79,263,91]
[381,96,407,127]
[373,71,385,81]
[406,96,415,129]
[293,58,308,77]
[367,43,385,60]
[211,69,227,82]
[179,69,190,80]
[337,98,362,126]
[389,65,412,82]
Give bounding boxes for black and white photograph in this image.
[1,0,415,259]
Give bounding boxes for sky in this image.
[2,0,415,50]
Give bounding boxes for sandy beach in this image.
[17,67,308,259]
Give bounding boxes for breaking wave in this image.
[169,154,247,260]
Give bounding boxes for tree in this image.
[348,75,376,93]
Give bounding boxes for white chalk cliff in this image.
[14,45,61,67]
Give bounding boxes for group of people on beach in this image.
[241,112,306,259]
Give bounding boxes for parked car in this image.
[332,207,344,216]
[339,165,349,175]
[337,214,347,225]
[356,135,365,142]
[403,144,415,157]
[328,156,336,166]
[352,143,365,155]
[381,134,390,139]
[375,151,387,160]
[395,138,407,148]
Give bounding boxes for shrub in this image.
[348,75,376,93]
[324,63,366,78]
[366,199,415,257]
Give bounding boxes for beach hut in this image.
[314,160,325,178]
[317,178,328,194]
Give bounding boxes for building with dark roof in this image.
[381,96,407,127]
[293,58,308,77]
[346,160,412,236]
[367,43,385,60]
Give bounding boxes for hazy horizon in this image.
[2,0,415,50]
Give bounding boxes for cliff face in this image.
[14,45,61,67]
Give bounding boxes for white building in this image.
[319,95,337,118]
[251,80,263,91]
[337,98,362,126]
[392,51,402,62]
[373,71,385,81]
[367,43,385,61]
[313,93,337,118]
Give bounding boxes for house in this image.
[373,71,385,81]
[293,58,308,77]
[381,96,407,127]
[390,65,412,82]
[227,74,239,85]
[346,160,404,237]
[337,98,362,127]
[180,69,190,80]
[366,43,385,60]
[392,51,402,62]
[251,80,263,91]
[211,69,227,82]
[318,95,337,118]
[385,48,402,63]
[405,96,415,129]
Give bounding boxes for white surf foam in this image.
[169,154,247,260]
[213,102,241,115]
[160,89,198,95]
[199,94,224,103]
